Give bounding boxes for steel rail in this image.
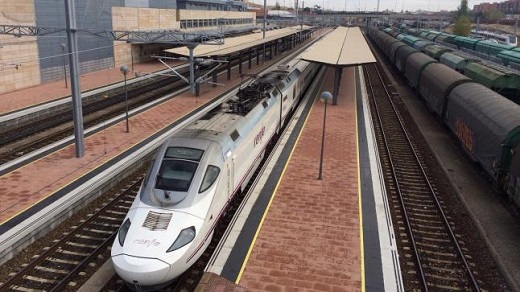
[365,62,480,291]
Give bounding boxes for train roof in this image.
[172,62,300,150]
[419,62,471,116]
[423,45,451,59]
[463,62,520,89]
[413,40,433,50]
[435,33,456,43]
[446,82,520,177]
[454,36,481,46]
[173,101,263,154]
[475,40,515,50]
[439,52,472,71]
[450,82,520,142]
[497,50,520,63]
[404,53,437,88]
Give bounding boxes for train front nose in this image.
[112,254,171,286]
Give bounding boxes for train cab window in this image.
[164,147,203,161]
[199,165,220,193]
[155,147,203,192]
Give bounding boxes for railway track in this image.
[0,175,142,291]
[363,62,481,291]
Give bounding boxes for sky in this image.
[253,0,479,12]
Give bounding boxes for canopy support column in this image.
[227,59,232,80]
[238,56,243,75]
[212,69,217,87]
[333,66,343,106]
[188,44,197,95]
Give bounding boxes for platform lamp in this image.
[318,91,332,180]
[120,65,130,133]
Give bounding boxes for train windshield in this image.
[155,147,204,192]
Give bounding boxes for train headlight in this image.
[167,226,196,252]
[118,219,131,246]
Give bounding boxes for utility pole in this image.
[301,0,304,29]
[65,0,84,158]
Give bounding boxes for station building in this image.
[0,0,255,94]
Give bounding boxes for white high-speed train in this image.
[111,58,320,290]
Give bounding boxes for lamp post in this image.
[120,65,130,133]
[318,91,332,180]
[60,43,68,88]
[262,0,267,63]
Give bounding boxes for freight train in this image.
[404,28,518,56]
[378,28,520,103]
[386,28,520,67]
[367,27,520,212]
[111,58,320,290]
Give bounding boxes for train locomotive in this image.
[367,27,520,212]
[111,58,320,290]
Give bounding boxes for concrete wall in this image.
[34,0,122,84]
[111,7,255,67]
[112,7,179,66]
[0,0,40,93]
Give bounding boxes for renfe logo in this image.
[134,238,161,247]
[254,126,266,146]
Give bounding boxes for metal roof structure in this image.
[299,26,376,66]
[165,25,312,58]
[298,26,376,105]
[0,24,226,45]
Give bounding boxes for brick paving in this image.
[196,272,247,292]
[237,66,361,291]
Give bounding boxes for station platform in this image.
[0,34,401,291]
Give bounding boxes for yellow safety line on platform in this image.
[356,65,366,292]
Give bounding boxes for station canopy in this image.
[165,25,312,58]
[299,26,376,66]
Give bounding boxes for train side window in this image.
[199,165,221,193]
